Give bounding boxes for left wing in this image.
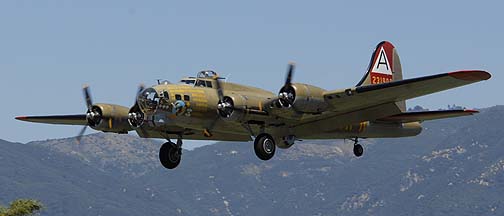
[15,114,88,125]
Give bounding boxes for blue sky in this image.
[0,0,501,144]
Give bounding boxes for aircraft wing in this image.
[15,115,88,125]
[323,70,490,115]
[376,109,478,123]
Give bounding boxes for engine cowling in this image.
[217,95,247,121]
[88,103,131,133]
[279,83,328,113]
[217,93,267,121]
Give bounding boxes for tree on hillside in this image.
[0,199,43,216]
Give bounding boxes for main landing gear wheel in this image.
[159,142,182,169]
[353,144,363,157]
[352,138,363,157]
[254,133,276,161]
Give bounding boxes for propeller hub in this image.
[278,85,296,107]
[276,62,296,108]
[217,97,234,118]
[86,107,102,127]
[128,111,144,128]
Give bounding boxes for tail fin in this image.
[356,41,406,111]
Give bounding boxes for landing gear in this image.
[159,138,182,169]
[352,138,363,157]
[254,133,276,161]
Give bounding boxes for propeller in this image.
[76,85,102,143]
[214,75,235,118]
[77,84,149,142]
[278,62,296,107]
[201,74,233,137]
[214,75,225,103]
[128,84,151,137]
[137,84,145,99]
[136,84,146,113]
[285,62,294,86]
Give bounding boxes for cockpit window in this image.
[196,80,206,87]
[205,81,213,88]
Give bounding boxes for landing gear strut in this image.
[254,133,276,161]
[352,138,363,157]
[159,138,183,169]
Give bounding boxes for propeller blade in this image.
[285,62,295,86]
[130,83,149,137]
[132,84,145,107]
[83,85,93,111]
[76,125,88,143]
[137,84,145,95]
[214,76,224,102]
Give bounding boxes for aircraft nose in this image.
[137,88,160,113]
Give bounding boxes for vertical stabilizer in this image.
[357,41,406,111]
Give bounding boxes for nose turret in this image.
[137,88,160,113]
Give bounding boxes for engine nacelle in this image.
[218,93,267,122]
[89,103,131,133]
[218,95,247,121]
[280,83,328,113]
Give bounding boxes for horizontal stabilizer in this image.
[377,109,478,123]
[15,115,88,125]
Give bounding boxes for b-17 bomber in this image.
[16,41,491,169]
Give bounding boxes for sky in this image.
[0,0,502,145]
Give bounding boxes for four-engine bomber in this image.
[16,41,491,169]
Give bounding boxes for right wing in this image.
[323,70,491,115]
[15,115,88,125]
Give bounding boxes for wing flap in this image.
[15,114,88,125]
[323,70,490,114]
[377,109,478,123]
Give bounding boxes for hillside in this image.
[1,106,503,216]
[0,139,184,216]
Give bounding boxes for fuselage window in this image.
[205,81,213,88]
[183,95,190,101]
[175,94,182,100]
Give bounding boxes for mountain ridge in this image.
[1,105,503,215]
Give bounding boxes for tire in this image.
[159,142,181,169]
[353,144,364,157]
[254,134,276,160]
